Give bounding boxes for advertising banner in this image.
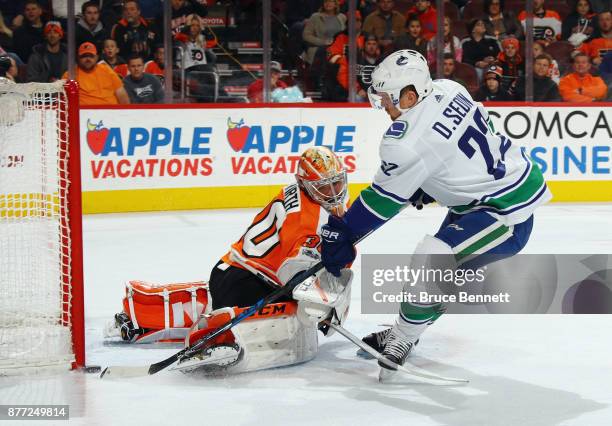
[79,104,612,212]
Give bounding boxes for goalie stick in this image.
[321,320,469,385]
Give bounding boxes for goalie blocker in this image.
[106,147,353,373]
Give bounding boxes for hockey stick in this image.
[322,321,469,385]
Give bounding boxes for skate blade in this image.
[378,366,398,383]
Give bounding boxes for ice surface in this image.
[1,203,611,425]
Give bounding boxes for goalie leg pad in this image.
[181,302,318,374]
[105,280,211,344]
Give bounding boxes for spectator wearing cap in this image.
[474,65,512,101]
[303,0,347,65]
[461,18,501,79]
[26,21,67,83]
[482,0,523,41]
[76,1,110,50]
[518,0,562,45]
[579,11,612,67]
[559,52,607,102]
[111,0,156,60]
[99,39,128,78]
[393,16,427,58]
[62,42,130,105]
[514,53,561,101]
[363,0,405,52]
[247,61,288,103]
[123,55,164,104]
[13,1,46,62]
[405,0,437,41]
[496,36,523,91]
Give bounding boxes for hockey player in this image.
[112,147,353,374]
[319,50,551,381]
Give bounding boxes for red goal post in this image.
[0,79,84,373]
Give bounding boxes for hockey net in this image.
[0,80,84,374]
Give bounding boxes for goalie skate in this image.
[171,342,244,374]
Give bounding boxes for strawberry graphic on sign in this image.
[86,119,109,155]
[226,117,250,152]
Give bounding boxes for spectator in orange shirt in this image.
[405,0,437,41]
[326,11,366,100]
[558,52,607,102]
[144,45,165,80]
[63,42,130,106]
[579,11,612,67]
[99,38,128,77]
[247,61,288,103]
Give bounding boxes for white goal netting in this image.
[0,80,77,373]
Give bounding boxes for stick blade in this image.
[148,354,179,375]
[99,365,150,379]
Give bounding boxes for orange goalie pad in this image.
[122,280,210,330]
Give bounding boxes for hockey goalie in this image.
[106,147,353,374]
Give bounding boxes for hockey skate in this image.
[378,328,417,382]
[356,327,391,359]
[357,327,418,360]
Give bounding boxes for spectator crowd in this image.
[1,0,611,104]
[287,0,612,103]
[0,0,211,104]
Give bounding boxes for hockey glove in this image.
[321,215,356,277]
[409,188,435,210]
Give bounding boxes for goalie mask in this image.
[296,147,347,213]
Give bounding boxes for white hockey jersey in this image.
[358,79,551,226]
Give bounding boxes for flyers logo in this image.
[380,161,399,176]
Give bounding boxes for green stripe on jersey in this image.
[452,161,545,214]
[455,224,509,261]
[360,186,405,219]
